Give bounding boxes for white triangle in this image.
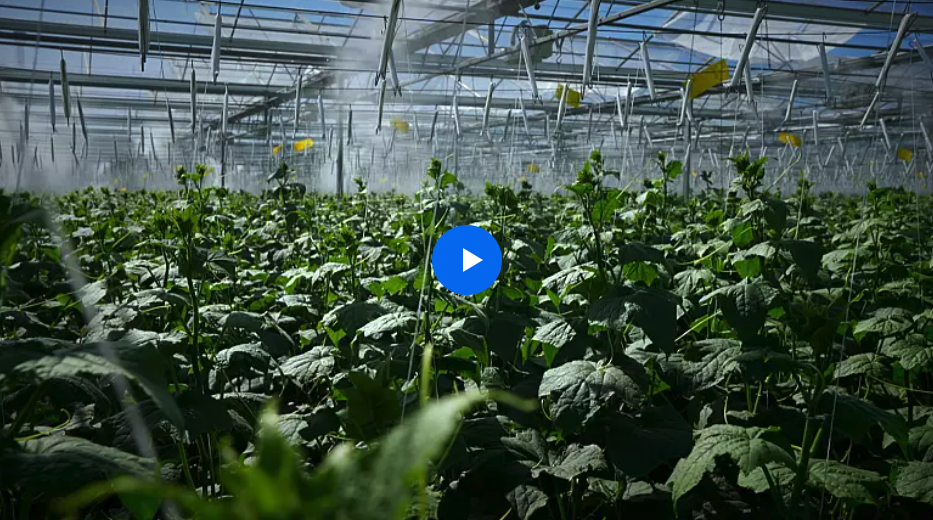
[463,248,482,272]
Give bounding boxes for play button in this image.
[463,249,482,272]
[432,225,502,296]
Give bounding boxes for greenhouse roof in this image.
[1,0,932,192]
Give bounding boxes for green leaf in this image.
[855,307,912,337]
[541,264,597,296]
[0,338,184,429]
[279,347,336,388]
[339,371,401,440]
[683,339,742,391]
[588,287,678,352]
[732,221,754,248]
[881,334,933,371]
[895,461,933,504]
[606,405,693,477]
[669,424,794,506]
[0,436,155,499]
[833,353,888,379]
[776,239,821,279]
[224,311,265,332]
[538,359,648,429]
[537,444,607,480]
[77,280,107,308]
[807,460,885,504]
[618,242,665,265]
[311,392,489,519]
[623,261,660,286]
[531,319,576,365]
[120,491,162,520]
[506,484,549,520]
[733,257,762,279]
[819,389,908,445]
[359,312,417,339]
[701,280,779,341]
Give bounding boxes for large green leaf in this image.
[538,359,648,429]
[895,461,933,505]
[588,287,678,352]
[807,460,885,504]
[701,280,779,341]
[818,389,908,445]
[668,424,794,506]
[0,338,183,429]
[279,347,336,387]
[605,405,693,477]
[0,436,154,498]
[881,334,933,371]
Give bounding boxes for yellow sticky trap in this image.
[779,132,802,148]
[391,118,410,133]
[555,84,582,108]
[272,144,283,156]
[293,138,314,152]
[527,163,540,173]
[897,148,913,162]
[689,59,729,100]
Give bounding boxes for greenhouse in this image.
[3,0,933,518]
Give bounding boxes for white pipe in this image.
[294,75,302,138]
[519,28,539,101]
[818,43,833,99]
[502,109,512,143]
[376,0,402,85]
[77,97,88,143]
[452,93,461,137]
[812,110,819,147]
[376,79,387,134]
[677,86,687,127]
[555,84,568,135]
[783,79,798,125]
[729,7,768,89]
[876,13,917,91]
[222,84,229,139]
[920,120,933,153]
[348,106,353,144]
[388,50,402,96]
[138,0,149,71]
[879,118,892,151]
[685,80,695,123]
[166,97,175,143]
[60,58,71,124]
[519,96,530,136]
[913,35,933,85]
[744,66,756,115]
[190,69,197,130]
[318,93,326,141]
[481,81,496,137]
[616,87,626,130]
[48,74,56,133]
[582,0,601,89]
[640,40,656,100]
[210,12,222,83]
[860,91,880,128]
[586,107,594,141]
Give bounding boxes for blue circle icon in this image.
[432,225,503,296]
